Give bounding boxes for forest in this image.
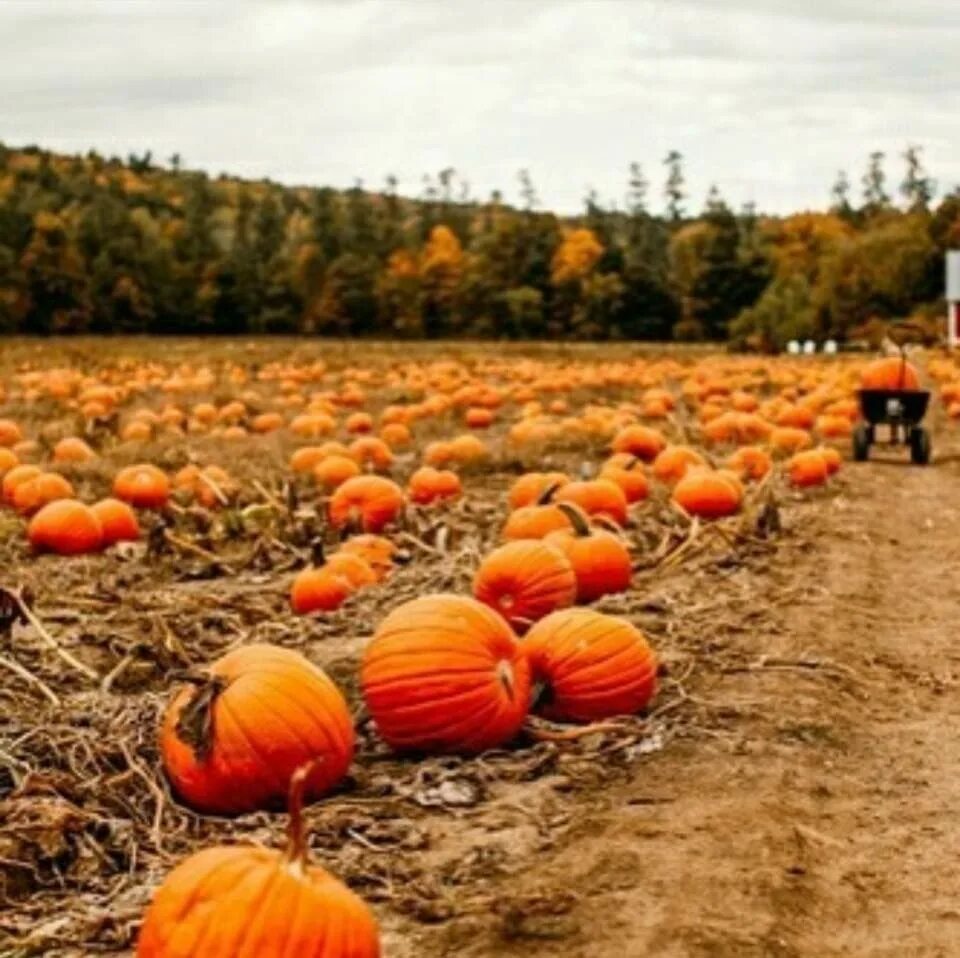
[0,141,957,347]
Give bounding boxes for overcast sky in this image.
[1,0,957,215]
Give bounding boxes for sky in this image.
[1,0,958,216]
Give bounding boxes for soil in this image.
[1,341,957,958]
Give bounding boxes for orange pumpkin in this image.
[12,471,74,515]
[290,446,328,473]
[161,644,354,815]
[652,445,706,484]
[314,454,361,491]
[290,567,355,614]
[598,460,649,504]
[0,447,18,476]
[502,502,575,540]
[523,608,657,722]
[28,499,103,555]
[52,436,96,464]
[348,437,392,470]
[769,426,813,455]
[328,476,404,533]
[91,498,141,544]
[338,535,397,581]
[545,504,632,603]
[114,464,170,509]
[408,466,462,505]
[361,595,531,753]
[611,425,666,462]
[554,479,629,526]
[507,472,570,510]
[861,356,920,392]
[473,540,576,632]
[2,464,41,504]
[0,418,23,447]
[788,449,829,487]
[137,763,380,957]
[673,469,742,519]
[726,446,772,481]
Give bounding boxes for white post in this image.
[947,252,960,348]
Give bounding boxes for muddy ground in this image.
[0,341,957,957]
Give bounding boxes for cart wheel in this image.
[853,423,871,462]
[910,427,931,465]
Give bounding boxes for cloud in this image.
[0,0,957,214]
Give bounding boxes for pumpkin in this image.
[725,445,772,481]
[652,445,706,484]
[290,446,329,473]
[52,436,96,463]
[545,504,632,603]
[502,502,574,540]
[507,472,570,510]
[114,464,170,509]
[161,644,354,815]
[328,476,404,533]
[598,460,649,504]
[788,449,829,487]
[290,567,355,614]
[465,407,494,428]
[523,608,657,723]
[137,762,380,957]
[314,454,361,491]
[611,425,666,462]
[338,535,397,580]
[0,447,18,476]
[0,418,23,447]
[769,426,813,455]
[820,446,842,475]
[408,466,462,505]
[348,437,392,470]
[361,594,531,753]
[473,540,577,632]
[91,498,141,544]
[673,469,742,519]
[12,471,74,515]
[554,479,629,526]
[2,464,41,504]
[345,411,374,434]
[28,499,103,555]
[251,411,284,433]
[861,356,920,392]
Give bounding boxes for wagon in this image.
[852,388,931,464]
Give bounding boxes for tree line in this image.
[0,142,957,347]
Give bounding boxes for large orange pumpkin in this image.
[328,476,404,533]
[523,608,657,723]
[860,356,920,392]
[611,425,666,462]
[652,445,706,484]
[91,497,141,544]
[361,595,531,753]
[137,763,380,957]
[161,644,354,815]
[473,540,576,632]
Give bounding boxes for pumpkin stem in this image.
[536,481,562,505]
[173,673,228,762]
[524,716,628,742]
[283,759,320,878]
[496,659,516,701]
[555,501,592,538]
[626,456,641,472]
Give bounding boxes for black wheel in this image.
[910,427,931,465]
[853,423,871,462]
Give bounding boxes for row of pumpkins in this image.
[7,353,918,957]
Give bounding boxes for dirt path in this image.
[399,450,960,957]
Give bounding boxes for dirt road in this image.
[395,448,960,957]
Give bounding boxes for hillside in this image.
[0,142,957,344]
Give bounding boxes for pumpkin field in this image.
[1,337,958,957]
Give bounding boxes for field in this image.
[1,338,958,957]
